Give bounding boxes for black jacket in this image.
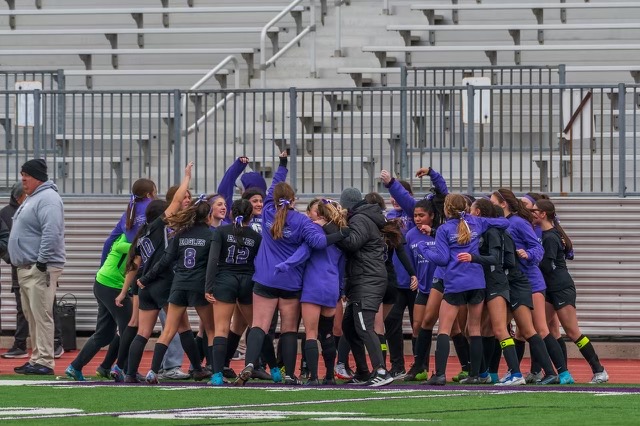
[0,197,19,290]
[337,201,388,311]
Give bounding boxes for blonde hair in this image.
[317,199,348,228]
[444,194,471,245]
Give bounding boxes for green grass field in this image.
[1,377,639,425]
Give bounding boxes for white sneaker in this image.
[495,373,526,386]
[589,369,609,384]
[335,363,353,380]
[159,367,190,380]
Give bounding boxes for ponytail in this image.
[457,212,471,245]
[495,188,534,224]
[230,198,253,245]
[270,183,296,240]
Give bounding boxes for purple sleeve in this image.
[265,166,289,203]
[218,158,247,218]
[418,227,449,267]
[474,216,510,234]
[387,179,417,215]
[278,243,312,269]
[428,168,449,195]
[300,216,328,250]
[516,223,544,265]
[101,214,126,265]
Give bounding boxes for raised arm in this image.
[218,157,249,215]
[166,162,194,218]
[381,171,417,214]
[265,152,289,203]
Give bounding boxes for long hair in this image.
[318,198,348,228]
[271,182,295,240]
[165,193,213,236]
[165,184,192,204]
[444,194,471,245]
[126,199,168,273]
[535,199,573,255]
[473,198,496,218]
[494,187,534,224]
[431,192,446,229]
[231,198,254,246]
[414,199,435,226]
[364,192,386,211]
[126,178,156,230]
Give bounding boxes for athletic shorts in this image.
[138,281,171,311]
[382,282,398,305]
[130,282,139,296]
[485,278,510,303]
[213,272,254,305]
[545,286,576,310]
[415,290,429,306]
[508,273,534,311]
[253,282,301,300]
[168,289,209,307]
[443,289,484,306]
[431,278,444,294]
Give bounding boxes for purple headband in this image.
[522,194,537,206]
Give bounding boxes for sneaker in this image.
[322,377,337,386]
[415,370,428,381]
[300,362,310,380]
[14,362,31,374]
[536,374,559,385]
[221,367,237,379]
[335,363,354,380]
[459,376,480,384]
[271,366,283,383]
[54,345,65,359]
[234,363,254,386]
[95,366,111,380]
[365,369,394,387]
[192,368,213,381]
[251,367,272,380]
[489,372,499,384]
[423,373,446,386]
[160,367,191,380]
[231,349,245,361]
[304,379,320,386]
[65,365,86,381]
[389,368,407,381]
[145,370,159,385]
[452,370,469,382]
[589,369,609,384]
[24,363,54,375]
[404,364,426,382]
[110,365,125,382]
[495,373,526,386]
[124,374,140,383]
[478,373,492,384]
[284,375,302,385]
[2,346,28,359]
[210,372,224,386]
[525,371,544,384]
[559,370,575,385]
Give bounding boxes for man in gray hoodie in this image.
[8,159,66,375]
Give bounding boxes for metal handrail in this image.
[261,0,316,88]
[182,55,240,136]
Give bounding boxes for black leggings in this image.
[342,301,383,374]
[384,287,416,370]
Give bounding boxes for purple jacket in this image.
[507,214,546,293]
[405,226,437,294]
[101,197,152,264]
[418,215,509,294]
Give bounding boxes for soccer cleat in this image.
[222,367,237,379]
[192,368,213,381]
[110,365,125,382]
[270,366,283,383]
[460,376,480,384]
[145,370,159,385]
[536,374,559,385]
[489,373,499,384]
[559,370,575,385]
[452,370,469,382]
[389,367,407,381]
[251,367,272,380]
[304,379,320,386]
[404,364,426,382]
[525,371,544,384]
[54,345,65,359]
[65,365,86,381]
[124,374,140,383]
[365,370,394,387]
[335,363,354,380]
[345,372,370,385]
[2,346,28,359]
[284,375,302,385]
[234,363,254,386]
[589,369,609,384]
[495,373,526,386]
[300,362,310,380]
[478,374,492,384]
[160,367,191,380]
[423,373,446,386]
[415,370,428,381]
[210,372,224,386]
[322,377,337,386]
[95,366,111,380]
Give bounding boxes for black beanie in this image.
[21,159,48,182]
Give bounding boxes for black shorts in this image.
[213,272,254,305]
[253,282,301,300]
[138,281,171,311]
[168,289,209,307]
[415,291,429,306]
[545,286,576,310]
[431,278,444,294]
[507,272,534,311]
[443,289,484,306]
[130,282,140,296]
[382,282,398,305]
[485,278,510,303]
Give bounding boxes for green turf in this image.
[0,378,639,425]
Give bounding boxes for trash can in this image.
[56,293,77,351]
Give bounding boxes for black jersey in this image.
[540,228,574,292]
[135,215,172,277]
[473,227,509,288]
[205,224,261,294]
[140,223,213,293]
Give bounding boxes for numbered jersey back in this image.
[214,224,262,275]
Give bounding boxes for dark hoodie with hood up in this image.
[0,184,21,289]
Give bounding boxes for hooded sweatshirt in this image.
[8,180,66,268]
[506,214,546,293]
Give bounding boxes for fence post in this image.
[56,69,66,137]
[33,89,41,158]
[400,65,408,179]
[618,83,626,197]
[558,64,566,85]
[466,85,475,195]
[289,87,298,191]
[173,89,182,185]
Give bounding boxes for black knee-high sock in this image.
[151,343,169,373]
[213,336,226,374]
[500,337,521,374]
[276,334,284,368]
[558,337,568,369]
[414,328,433,372]
[206,345,214,370]
[543,334,567,374]
[180,331,203,372]
[529,347,541,374]
[195,335,205,366]
[127,335,148,377]
[469,336,483,377]
[261,333,278,369]
[337,334,351,365]
[411,337,417,357]
[489,339,502,374]
[334,335,341,349]
[300,334,307,371]
[451,333,470,372]
[377,334,388,368]
[527,334,555,376]
[318,315,336,379]
[116,326,138,370]
[279,332,298,378]
[99,335,120,370]
[514,338,526,363]
[575,335,604,374]
[481,336,496,373]
[435,334,450,377]
[304,339,319,380]
[225,331,242,367]
[245,327,266,367]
